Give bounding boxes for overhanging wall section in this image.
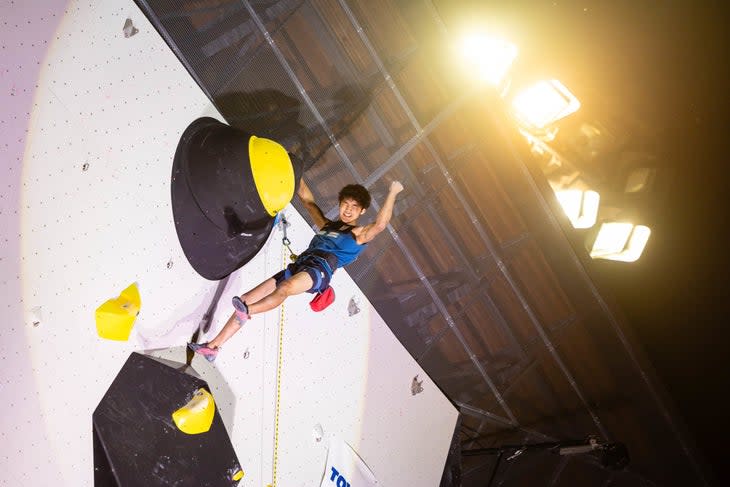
[131,1,707,485]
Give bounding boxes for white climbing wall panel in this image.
[0,1,458,486]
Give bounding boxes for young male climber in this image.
[189,177,404,361]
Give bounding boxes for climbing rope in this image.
[271,215,289,487]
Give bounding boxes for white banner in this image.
[320,437,379,487]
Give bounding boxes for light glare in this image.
[555,189,600,229]
[512,80,581,129]
[459,34,517,86]
[590,222,651,262]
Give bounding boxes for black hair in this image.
[338,184,371,209]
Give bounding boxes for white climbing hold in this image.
[26,306,43,327]
[313,423,324,443]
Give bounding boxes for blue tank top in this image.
[306,220,366,269]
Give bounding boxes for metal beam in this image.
[456,402,554,442]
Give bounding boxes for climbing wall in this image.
[0,1,457,486]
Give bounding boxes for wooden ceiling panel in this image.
[311,0,377,76]
[456,299,522,363]
[506,238,577,329]
[455,152,530,246]
[348,0,417,59]
[487,274,539,347]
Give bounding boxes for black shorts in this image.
[272,254,332,294]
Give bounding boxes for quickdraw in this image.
[278,213,298,262]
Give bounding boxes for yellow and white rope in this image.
[270,228,289,487]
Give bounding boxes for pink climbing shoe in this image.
[187,342,219,362]
[232,296,250,322]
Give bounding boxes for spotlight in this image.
[587,221,651,262]
[458,33,517,86]
[554,189,600,229]
[511,79,580,130]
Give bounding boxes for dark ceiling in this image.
[135,0,726,485]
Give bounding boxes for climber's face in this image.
[339,198,365,225]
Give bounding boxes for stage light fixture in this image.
[588,222,651,262]
[624,167,657,194]
[555,189,600,229]
[512,80,581,130]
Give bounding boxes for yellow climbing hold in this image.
[95,282,141,341]
[172,388,215,435]
[231,469,244,481]
[249,135,294,217]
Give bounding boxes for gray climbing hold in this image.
[411,375,424,396]
[123,18,139,38]
[347,296,360,316]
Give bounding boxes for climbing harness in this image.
[278,212,338,312]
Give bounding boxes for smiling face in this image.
[338,197,366,225]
